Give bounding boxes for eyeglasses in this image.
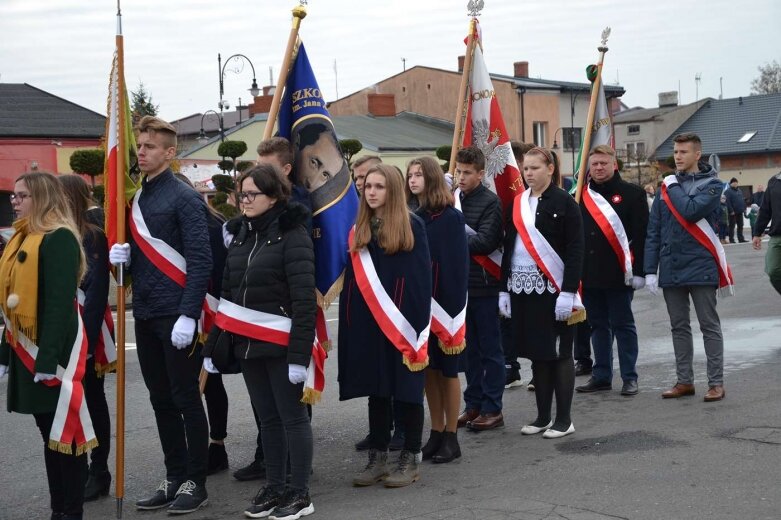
[238,191,263,203]
[10,193,31,202]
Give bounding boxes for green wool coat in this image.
[0,228,80,414]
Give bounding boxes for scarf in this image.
[0,218,43,343]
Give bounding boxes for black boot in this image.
[84,469,111,501]
[207,443,229,475]
[420,430,443,461]
[432,431,461,464]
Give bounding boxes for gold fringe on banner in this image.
[403,356,429,372]
[439,340,466,355]
[567,309,587,326]
[94,361,117,378]
[316,273,345,310]
[320,339,333,353]
[301,387,322,405]
[49,437,99,456]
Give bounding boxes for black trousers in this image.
[34,412,88,516]
[500,315,520,371]
[83,357,111,473]
[368,396,423,452]
[729,212,745,242]
[203,372,228,441]
[574,321,593,367]
[136,316,209,486]
[241,356,313,493]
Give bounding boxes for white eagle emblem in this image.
[471,118,512,183]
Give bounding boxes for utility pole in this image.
[695,73,702,101]
[401,57,406,71]
[719,77,723,99]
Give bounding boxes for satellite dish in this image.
[709,154,721,173]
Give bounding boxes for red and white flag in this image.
[462,21,523,209]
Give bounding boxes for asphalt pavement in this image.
[1,240,779,520]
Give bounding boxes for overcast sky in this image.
[1,0,779,122]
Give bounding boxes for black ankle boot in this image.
[421,430,444,460]
[432,431,461,464]
[207,443,229,475]
[84,469,111,501]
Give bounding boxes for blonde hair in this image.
[135,115,177,149]
[17,172,86,280]
[351,164,414,255]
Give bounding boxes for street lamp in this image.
[198,109,223,142]
[218,53,260,135]
[551,127,563,150]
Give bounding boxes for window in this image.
[563,127,582,152]
[737,131,757,143]
[626,143,635,157]
[628,124,640,135]
[533,122,547,147]
[636,142,646,158]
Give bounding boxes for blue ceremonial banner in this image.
[279,42,359,304]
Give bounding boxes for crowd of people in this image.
[0,117,779,520]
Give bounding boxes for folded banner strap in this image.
[76,288,116,376]
[2,307,97,455]
[453,188,502,279]
[661,178,734,296]
[349,228,430,371]
[582,185,634,285]
[430,297,467,354]
[129,187,217,335]
[513,191,586,325]
[214,298,326,404]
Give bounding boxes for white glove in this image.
[203,357,219,374]
[663,174,679,187]
[0,364,7,378]
[631,276,646,290]
[288,364,307,384]
[645,274,659,295]
[498,292,511,318]
[33,372,56,383]
[171,315,197,350]
[221,222,234,248]
[109,243,131,266]
[554,292,576,322]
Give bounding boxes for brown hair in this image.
[455,146,485,171]
[352,155,382,170]
[17,172,85,279]
[58,174,100,241]
[511,141,535,164]
[173,172,225,223]
[524,147,561,188]
[257,137,295,167]
[135,115,177,149]
[405,156,453,212]
[673,132,702,150]
[351,164,414,254]
[589,144,616,157]
[237,163,291,204]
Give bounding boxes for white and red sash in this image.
[2,307,97,454]
[581,185,634,285]
[512,191,585,321]
[430,298,466,354]
[661,177,735,296]
[129,187,217,334]
[453,188,502,279]
[349,229,430,371]
[76,289,116,376]
[214,298,326,404]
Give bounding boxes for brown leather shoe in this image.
[466,412,504,431]
[703,385,725,402]
[661,383,695,399]
[456,409,479,428]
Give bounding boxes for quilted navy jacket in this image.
[129,169,212,320]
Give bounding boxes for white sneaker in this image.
[521,420,553,435]
[542,423,575,439]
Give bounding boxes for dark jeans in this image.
[34,412,88,516]
[136,316,209,486]
[241,356,313,493]
[574,322,593,368]
[500,315,520,371]
[463,295,504,414]
[83,357,111,473]
[583,287,639,383]
[729,212,745,242]
[368,396,423,452]
[203,372,228,441]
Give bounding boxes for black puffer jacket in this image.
[204,202,316,367]
[459,184,504,297]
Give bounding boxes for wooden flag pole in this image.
[115,3,127,518]
[448,18,478,177]
[573,27,610,203]
[263,4,307,140]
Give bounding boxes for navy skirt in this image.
[427,337,463,378]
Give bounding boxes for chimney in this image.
[367,93,396,117]
[248,87,275,116]
[658,91,678,107]
[513,61,529,78]
[458,55,465,72]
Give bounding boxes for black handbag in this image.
[210,329,242,374]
